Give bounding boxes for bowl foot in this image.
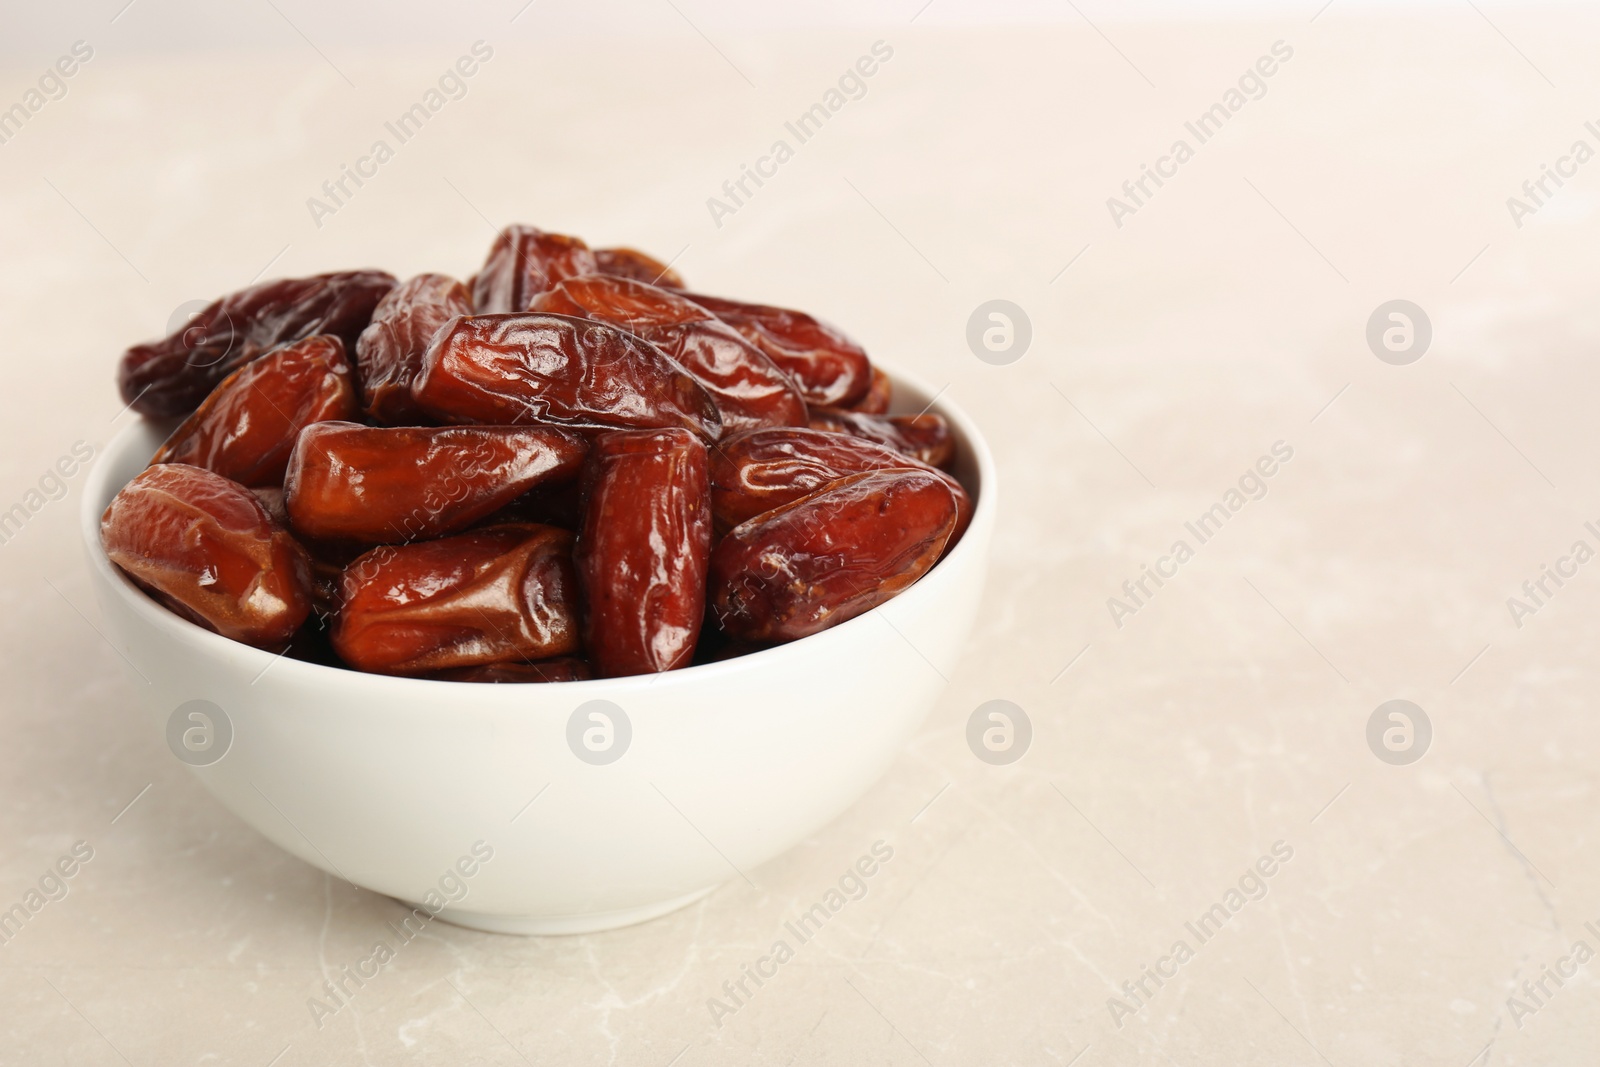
[401,884,720,936]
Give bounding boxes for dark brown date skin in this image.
[101,463,313,648]
[119,270,395,418]
[284,421,587,544]
[332,524,580,676]
[471,226,597,313]
[355,273,473,424]
[848,367,892,414]
[150,335,358,487]
[411,313,722,440]
[807,408,955,469]
[709,469,958,642]
[708,426,971,535]
[431,657,592,683]
[532,275,807,432]
[593,247,684,289]
[679,292,872,408]
[575,429,711,677]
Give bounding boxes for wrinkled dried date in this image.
[285,422,587,544]
[532,275,806,432]
[118,270,395,418]
[355,273,473,424]
[575,429,711,677]
[332,524,580,675]
[411,312,722,439]
[681,292,872,408]
[150,335,358,487]
[708,426,970,534]
[101,463,313,647]
[807,408,954,469]
[472,226,597,313]
[593,247,684,289]
[709,469,958,642]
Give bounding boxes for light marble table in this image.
[2,5,1598,1064]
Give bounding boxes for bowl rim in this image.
[82,359,997,694]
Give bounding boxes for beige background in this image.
[2,2,1599,1063]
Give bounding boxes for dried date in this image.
[848,367,892,414]
[681,292,872,408]
[532,275,806,432]
[593,247,684,288]
[101,464,313,648]
[355,273,472,424]
[807,408,954,469]
[118,270,395,417]
[471,226,597,313]
[574,429,711,677]
[149,335,358,487]
[284,421,587,544]
[332,524,580,675]
[411,312,722,440]
[708,426,970,534]
[709,469,958,642]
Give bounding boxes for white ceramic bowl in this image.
[81,366,995,934]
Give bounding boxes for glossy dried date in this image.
[471,226,597,313]
[593,247,684,289]
[118,270,395,418]
[532,275,806,432]
[355,273,472,424]
[332,524,580,675]
[284,422,587,544]
[575,429,711,677]
[708,426,970,534]
[411,313,722,439]
[709,469,958,642]
[149,335,358,487]
[101,464,313,648]
[807,408,955,469]
[681,292,872,408]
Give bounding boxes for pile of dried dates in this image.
[101,227,971,681]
